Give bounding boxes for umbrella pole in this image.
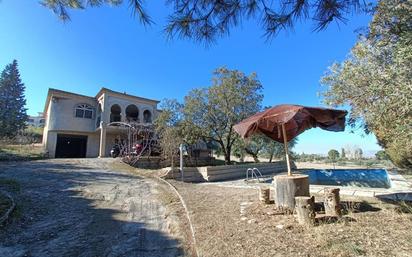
[282,124,292,176]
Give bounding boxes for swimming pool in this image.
[302,169,391,189]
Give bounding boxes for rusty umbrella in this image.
[233,104,348,176]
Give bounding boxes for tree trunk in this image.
[324,188,342,217]
[273,174,310,211]
[269,153,273,163]
[252,154,259,163]
[224,152,231,165]
[170,154,175,169]
[259,187,270,204]
[295,196,316,226]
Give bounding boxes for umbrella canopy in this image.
[234,104,347,143]
[234,104,347,176]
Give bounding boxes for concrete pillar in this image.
[99,122,107,157]
[121,105,126,122]
[139,106,144,124]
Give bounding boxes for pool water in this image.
[302,169,391,189]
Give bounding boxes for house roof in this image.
[95,87,160,104]
[43,87,160,114]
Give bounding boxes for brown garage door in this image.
[55,134,88,158]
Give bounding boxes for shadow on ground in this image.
[0,160,184,257]
[314,200,381,214]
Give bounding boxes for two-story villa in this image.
[42,88,159,158]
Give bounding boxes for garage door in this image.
[55,134,88,158]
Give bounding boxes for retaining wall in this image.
[163,161,295,182]
[125,156,215,169]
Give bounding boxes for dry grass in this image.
[0,178,20,193]
[0,144,46,161]
[0,178,21,223]
[0,193,12,218]
[170,181,412,257]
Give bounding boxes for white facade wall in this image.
[45,131,57,158]
[43,88,159,158]
[44,131,100,158]
[48,97,97,132]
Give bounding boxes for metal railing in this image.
[246,167,263,182]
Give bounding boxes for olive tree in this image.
[328,149,339,161]
[154,99,184,168]
[321,0,412,168]
[183,67,263,164]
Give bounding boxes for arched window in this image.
[143,110,152,123]
[126,104,139,122]
[75,104,94,119]
[110,104,122,122]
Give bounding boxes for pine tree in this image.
[0,60,28,138]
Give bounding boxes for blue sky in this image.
[0,0,381,155]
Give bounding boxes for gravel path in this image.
[0,159,184,257]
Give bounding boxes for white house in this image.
[42,87,159,158]
[27,112,45,127]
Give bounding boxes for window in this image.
[39,119,45,124]
[75,104,94,119]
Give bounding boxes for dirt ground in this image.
[171,181,412,257]
[0,159,189,257]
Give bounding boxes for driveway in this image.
[0,159,184,257]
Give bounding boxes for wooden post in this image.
[179,144,184,181]
[295,196,316,226]
[273,174,310,211]
[324,188,342,217]
[259,187,271,204]
[281,124,292,176]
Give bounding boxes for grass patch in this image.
[0,178,20,224]
[396,201,412,214]
[0,193,12,218]
[326,241,366,256]
[0,178,20,193]
[0,144,46,161]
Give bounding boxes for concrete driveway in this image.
[0,159,184,257]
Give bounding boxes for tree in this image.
[321,0,412,168]
[0,60,28,138]
[340,148,346,159]
[354,148,363,160]
[375,150,389,160]
[154,99,184,168]
[232,133,298,163]
[183,67,263,164]
[38,0,373,43]
[243,134,267,162]
[328,149,340,161]
[263,138,298,163]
